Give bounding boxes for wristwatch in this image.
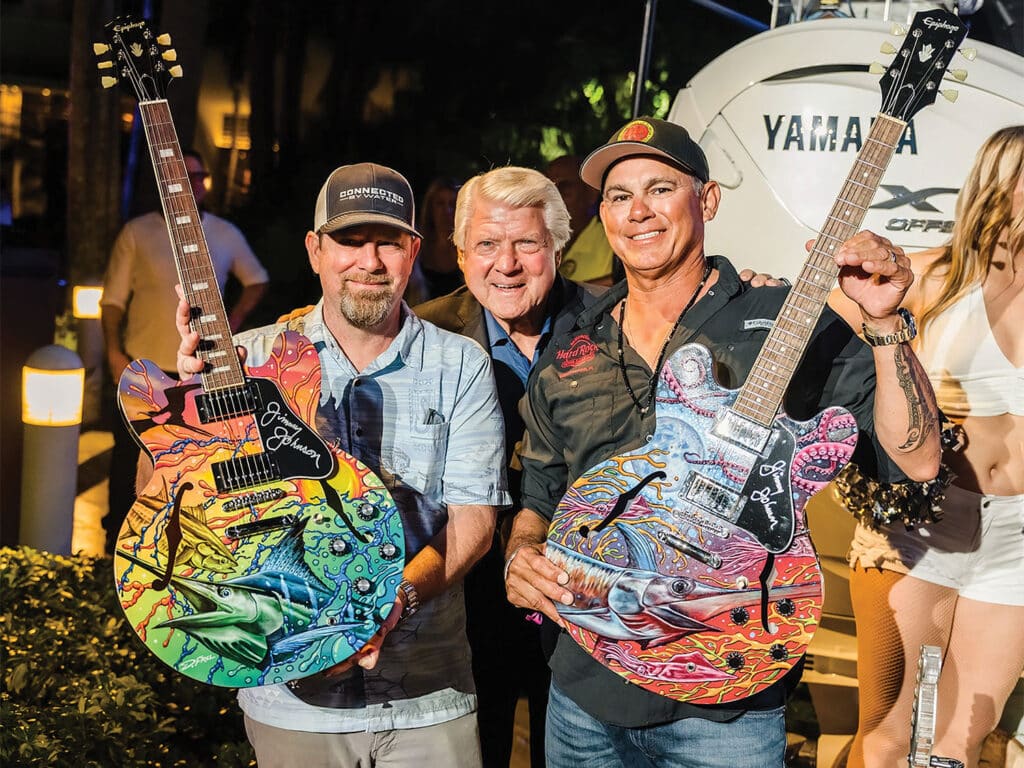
[862,308,917,347]
[397,579,420,620]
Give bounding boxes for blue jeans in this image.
[545,681,786,768]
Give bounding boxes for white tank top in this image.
[917,282,1024,418]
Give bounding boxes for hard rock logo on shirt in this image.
[556,334,599,377]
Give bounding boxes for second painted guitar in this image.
[548,9,968,704]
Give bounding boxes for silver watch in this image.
[862,308,917,347]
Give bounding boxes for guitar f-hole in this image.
[578,471,666,538]
[151,482,192,591]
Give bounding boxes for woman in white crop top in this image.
[831,126,1024,768]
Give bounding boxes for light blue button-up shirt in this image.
[236,301,509,733]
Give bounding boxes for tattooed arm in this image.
[830,232,941,481]
[867,338,941,478]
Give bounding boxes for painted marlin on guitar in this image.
[548,523,821,649]
[119,520,389,676]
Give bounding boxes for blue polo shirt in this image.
[483,308,553,386]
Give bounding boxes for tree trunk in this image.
[66,0,120,285]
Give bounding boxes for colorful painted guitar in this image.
[547,9,968,704]
[97,16,404,687]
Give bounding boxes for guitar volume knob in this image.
[329,538,349,556]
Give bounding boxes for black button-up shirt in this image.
[519,256,906,727]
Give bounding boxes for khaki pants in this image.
[243,712,482,768]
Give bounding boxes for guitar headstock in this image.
[94,16,182,100]
[876,9,969,121]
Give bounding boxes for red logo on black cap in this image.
[618,120,655,143]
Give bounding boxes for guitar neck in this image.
[733,114,907,426]
[138,99,244,390]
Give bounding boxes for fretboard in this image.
[138,99,244,391]
[733,114,907,426]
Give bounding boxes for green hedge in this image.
[0,546,254,767]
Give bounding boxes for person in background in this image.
[101,148,268,553]
[505,117,941,767]
[176,161,509,768]
[406,176,463,304]
[545,155,616,286]
[831,125,1024,768]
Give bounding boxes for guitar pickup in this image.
[196,382,259,424]
[211,452,281,493]
[681,473,744,522]
[711,409,773,455]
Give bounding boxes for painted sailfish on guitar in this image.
[97,16,404,687]
[547,9,968,704]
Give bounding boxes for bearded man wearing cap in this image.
[503,118,941,766]
[175,162,509,768]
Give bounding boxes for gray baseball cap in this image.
[313,162,422,238]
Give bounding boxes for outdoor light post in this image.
[73,284,104,426]
[20,344,85,554]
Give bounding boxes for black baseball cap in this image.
[580,118,710,190]
[313,162,422,238]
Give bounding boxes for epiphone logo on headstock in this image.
[922,15,962,33]
[112,20,147,33]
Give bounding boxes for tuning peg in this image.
[869,62,886,75]
[950,69,968,82]
[162,49,177,62]
[101,76,118,89]
[168,65,184,78]
[940,89,959,103]
[890,23,907,36]
[97,60,114,69]
[880,42,897,55]
[93,43,110,55]
[156,33,172,45]
[960,47,977,61]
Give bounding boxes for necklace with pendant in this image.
[616,260,712,416]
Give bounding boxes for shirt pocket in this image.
[402,422,449,498]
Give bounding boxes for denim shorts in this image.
[848,484,1024,606]
[545,681,786,768]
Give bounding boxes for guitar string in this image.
[732,116,903,423]
[141,103,251,459]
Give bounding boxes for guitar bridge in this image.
[196,382,259,424]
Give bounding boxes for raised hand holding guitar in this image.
[97,16,404,688]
